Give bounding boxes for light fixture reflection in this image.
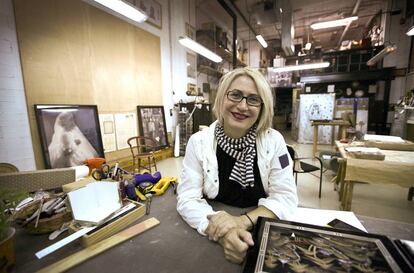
[256,35,268,48]
[273,62,330,73]
[179,37,222,63]
[311,16,358,30]
[93,0,148,23]
[366,45,396,66]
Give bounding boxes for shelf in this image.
[196,31,246,67]
[198,65,223,77]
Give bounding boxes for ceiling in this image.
[196,0,389,57]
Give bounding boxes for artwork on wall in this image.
[114,113,138,150]
[137,106,168,149]
[99,114,116,152]
[137,0,162,29]
[297,93,335,144]
[34,105,104,169]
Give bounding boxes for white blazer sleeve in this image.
[176,134,215,235]
[258,134,298,219]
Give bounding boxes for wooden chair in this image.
[287,145,323,198]
[127,136,158,173]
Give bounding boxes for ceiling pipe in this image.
[337,0,361,48]
[217,0,237,68]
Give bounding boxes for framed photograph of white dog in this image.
[137,0,162,29]
[34,105,105,169]
[137,105,169,150]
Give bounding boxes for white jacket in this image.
[176,121,298,235]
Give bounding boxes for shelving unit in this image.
[196,30,246,69]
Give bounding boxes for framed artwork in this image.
[137,105,169,149]
[34,105,104,169]
[243,218,413,273]
[137,0,162,29]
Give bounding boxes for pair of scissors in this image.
[91,164,111,180]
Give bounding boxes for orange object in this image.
[83,158,106,175]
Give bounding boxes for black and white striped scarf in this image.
[215,123,257,189]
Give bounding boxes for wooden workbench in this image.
[311,120,351,156]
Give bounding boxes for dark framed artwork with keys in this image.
[34,104,105,169]
[137,105,169,150]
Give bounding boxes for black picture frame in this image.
[243,217,413,273]
[34,104,105,169]
[137,105,169,150]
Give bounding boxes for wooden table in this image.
[335,141,414,210]
[311,120,350,156]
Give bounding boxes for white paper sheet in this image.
[287,207,367,232]
[364,134,405,143]
[114,113,137,150]
[345,147,382,153]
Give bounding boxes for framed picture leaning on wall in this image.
[137,105,169,150]
[34,104,105,169]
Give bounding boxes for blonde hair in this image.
[212,67,274,135]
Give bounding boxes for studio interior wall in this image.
[14,0,162,169]
[0,0,35,171]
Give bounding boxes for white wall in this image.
[0,0,192,170]
[0,0,36,170]
[383,0,411,104]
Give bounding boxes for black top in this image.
[214,145,266,208]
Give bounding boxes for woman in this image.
[48,111,98,168]
[176,67,298,264]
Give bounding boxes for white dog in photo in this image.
[48,111,98,168]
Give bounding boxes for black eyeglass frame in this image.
[226,90,263,107]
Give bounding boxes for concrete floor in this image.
[156,130,414,225]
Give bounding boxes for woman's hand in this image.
[218,228,254,264]
[206,211,248,241]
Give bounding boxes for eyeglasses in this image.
[226,90,263,107]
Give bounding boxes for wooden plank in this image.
[37,218,160,273]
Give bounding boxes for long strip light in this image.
[93,0,148,23]
[366,45,396,66]
[311,16,358,30]
[273,62,330,73]
[178,36,223,63]
[407,26,414,36]
[256,35,268,48]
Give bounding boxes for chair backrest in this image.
[286,145,295,161]
[0,163,19,173]
[127,136,157,157]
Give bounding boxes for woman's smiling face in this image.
[221,75,262,139]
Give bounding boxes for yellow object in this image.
[135,188,146,201]
[151,177,178,196]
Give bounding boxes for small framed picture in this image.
[137,0,162,29]
[137,105,169,149]
[34,104,105,169]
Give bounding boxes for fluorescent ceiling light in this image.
[178,36,222,63]
[311,16,358,30]
[256,35,268,48]
[93,0,148,23]
[407,26,414,36]
[366,45,396,66]
[273,62,330,73]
